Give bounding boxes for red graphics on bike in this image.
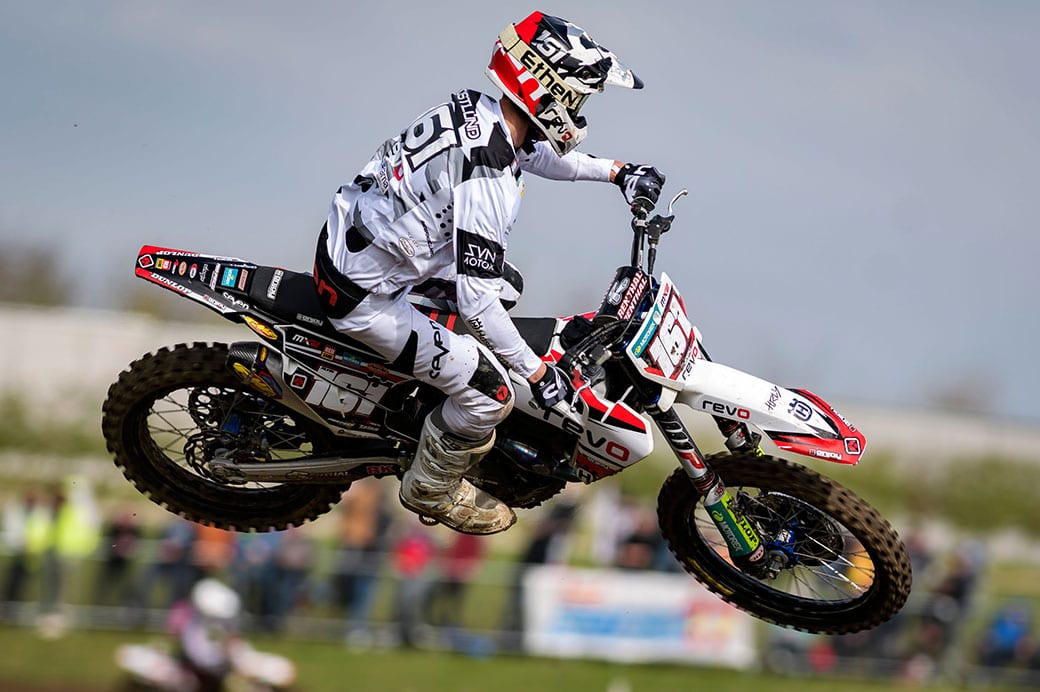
[764,388,866,465]
[625,273,700,395]
[110,189,911,636]
[136,245,260,317]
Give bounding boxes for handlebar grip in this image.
[631,196,655,216]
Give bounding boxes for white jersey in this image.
[326,89,613,378]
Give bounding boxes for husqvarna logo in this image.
[789,399,813,422]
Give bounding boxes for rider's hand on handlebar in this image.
[528,363,572,410]
[613,163,666,211]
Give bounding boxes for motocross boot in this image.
[399,411,516,535]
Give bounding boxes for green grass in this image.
[0,624,1010,692]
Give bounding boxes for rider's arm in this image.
[451,180,544,380]
[518,141,621,183]
[459,280,544,380]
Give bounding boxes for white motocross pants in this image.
[328,290,515,440]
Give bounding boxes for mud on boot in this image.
[399,410,516,535]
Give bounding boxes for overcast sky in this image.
[1,1,1037,423]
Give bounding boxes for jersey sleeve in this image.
[518,141,614,182]
[451,173,543,379]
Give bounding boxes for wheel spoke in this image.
[103,344,352,532]
[690,485,877,604]
[142,384,321,486]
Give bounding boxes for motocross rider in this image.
[169,578,242,691]
[313,11,665,535]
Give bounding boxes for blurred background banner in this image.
[522,565,756,668]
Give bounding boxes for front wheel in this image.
[658,452,911,634]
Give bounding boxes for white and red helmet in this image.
[486,11,642,156]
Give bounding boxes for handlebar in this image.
[558,188,690,383]
[629,188,688,274]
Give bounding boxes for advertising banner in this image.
[523,565,756,668]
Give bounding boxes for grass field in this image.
[0,625,1021,692]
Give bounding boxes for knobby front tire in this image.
[658,452,912,634]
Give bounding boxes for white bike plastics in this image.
[110,186,910,631]
[546,191,868,572]
[127,190,866,573]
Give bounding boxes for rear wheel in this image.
[102,342,351,531]
[658,452,912,634]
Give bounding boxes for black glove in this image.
[614,163,666,210]
[530,365,572,410]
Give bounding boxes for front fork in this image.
[651,407,771,573]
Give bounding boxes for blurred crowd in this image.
[2,476,1040,687]
[0,477,677,647]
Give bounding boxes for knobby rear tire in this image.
[658,452,912,634]
[101,342,349,531]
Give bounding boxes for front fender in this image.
[676,360,866,464]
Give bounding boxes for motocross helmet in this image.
[191,578,241,622]
[485,11,643,156]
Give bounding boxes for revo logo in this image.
[701,400,751,420]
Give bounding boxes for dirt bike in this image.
[102,190,911,634]
[115,640,295,691]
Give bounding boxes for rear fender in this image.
[677,360,866,464]
[135,245,259,317]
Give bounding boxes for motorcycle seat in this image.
[247,266,558,358]
[248,266,337,335]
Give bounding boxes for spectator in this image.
[271,528,315,630]
[426,533,486,629]
[391,526,437,648]
[977,601,1033,669]
[1,489,40,618]
[136,517,197,611]
[614,505,663,571]
[331,480,393,644]
[36,486,65,616]
[500,501,577,641]
[193,524,236,580]
[901,543,985,682]
[32,477,101,636]
[230,532,281,631]
[93,507,142,608]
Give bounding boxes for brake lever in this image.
[667,189,689,215]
